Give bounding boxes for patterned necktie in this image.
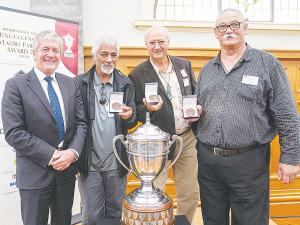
[44,77,65,143]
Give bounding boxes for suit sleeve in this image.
[67,80,87,155]
[1,79,56,168]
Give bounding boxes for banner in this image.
[0,7,79,224]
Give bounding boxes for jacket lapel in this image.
[56,73,69,125]
[27,69,55,119]
[145,58,169,99]
[170,56,185,95]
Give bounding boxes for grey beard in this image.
[100,63,114,75]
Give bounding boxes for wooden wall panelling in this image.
[84,46,300,217]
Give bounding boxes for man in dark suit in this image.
[1,30,87,225]
[128,26,201,224]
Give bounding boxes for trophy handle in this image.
[163,135,183,173]
[72,38,76,46]
[112,135,133,175]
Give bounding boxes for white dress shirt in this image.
[34,67,78,164]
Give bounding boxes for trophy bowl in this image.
[113,112,183,225]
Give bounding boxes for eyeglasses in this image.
[216,22,244,33]
[99,83,106,105]
[148,40,166,46]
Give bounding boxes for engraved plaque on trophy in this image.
[113,112,183,225]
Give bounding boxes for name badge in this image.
[183,78,190,86]
[242,75,259,86]
[181,69,188,78]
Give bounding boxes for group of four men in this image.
[2,8,299,225]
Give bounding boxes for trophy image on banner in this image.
[62,32,76,58]
[113,112,183,225]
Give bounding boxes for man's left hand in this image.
[119,104,132,120]
[51,149,75,171]
[278,163,299,184]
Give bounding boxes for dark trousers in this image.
[197,142,270,225]
[19,171,76,225]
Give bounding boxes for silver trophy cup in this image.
[113,112,183,225]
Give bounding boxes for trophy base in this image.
[121,198,175,225]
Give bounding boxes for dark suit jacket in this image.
[128,56,196,158]
[1,68,87,189]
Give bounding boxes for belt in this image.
[202,143,257,156]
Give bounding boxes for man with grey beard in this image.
[193,8,300,225]
[75,34,137,224]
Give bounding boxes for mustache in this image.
[222,33,238,40]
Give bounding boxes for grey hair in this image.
[144,26,170,43]
[33,30,63,54]
[91,34,120,59]
[216,8,245,25]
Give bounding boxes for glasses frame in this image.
[216,21,244,33]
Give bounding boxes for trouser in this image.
[78,169,127,225]
[19,171,75,225]
[154,129,199,224]
[197,142,270,225]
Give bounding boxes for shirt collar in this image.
[150,56,174,75]
[34,67,57,82]
[93,70,114,86]
[214,43,252,65]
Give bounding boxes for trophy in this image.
[62,32,76,58]
[113,112,183,225]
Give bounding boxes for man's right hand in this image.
[143,95,163,112]
[51,149,75,171]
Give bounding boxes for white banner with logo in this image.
[0,7,80,224]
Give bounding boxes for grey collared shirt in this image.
[195,44,300,165]
[91,71,118,171]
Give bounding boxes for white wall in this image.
[0,0,30,12]
[83,0,300,50]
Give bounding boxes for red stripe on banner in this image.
[55,20,78,75]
